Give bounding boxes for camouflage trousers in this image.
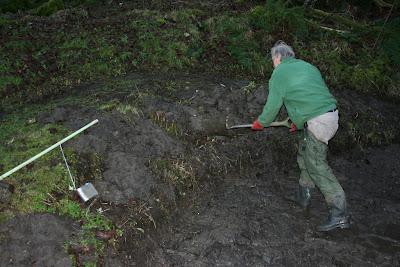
[297,129,346,207]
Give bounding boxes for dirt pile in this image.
[38,105,184,204]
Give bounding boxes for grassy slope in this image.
[0,1,398,103]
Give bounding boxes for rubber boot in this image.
[286,185,312,209]
[317,197,350,232]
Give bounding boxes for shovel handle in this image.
[227,117,291,130]
[269,117,291,128]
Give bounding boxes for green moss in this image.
[349,56,392,96]
[58,199,114,260]
[0,15,10,26]
[379,18,400,66]
[249,1,308,37]
[0,76,22,93]
[205,15,271,74]
[60,37,89,50]
[131,9,203,69]
[0,0,33,13]
[36,0,64,16]
[0,115,70,211]
[4,40,34,53]
[0,210,14,224]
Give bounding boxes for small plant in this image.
[150,111,181,137]
[99,99,143,120]
[116,103,142,117]
[60,37,89,50]
[150,158,197,197]
[164,80,177,96]
[242,81,257,95]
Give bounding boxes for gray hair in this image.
[271,41,295,59]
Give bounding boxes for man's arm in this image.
[257,79,284,127]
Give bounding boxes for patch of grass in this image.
[347,113,396,148]
[242,81,257,95]
[121,199,157,233]
[150,158,197,197]
[150,111,181,137]
[349,54,393,96]
[205,14,271,75]
[249,1,308,37]
[164,80,177,96]
[36,0,64,16]
[99,98,143,120]
[0,108,75,211]
[0,15,11,26]
[60,36,89,50]
[116,103,142,117]
[0,76,22,93]
[131,9,204,69]
[59,199,117,263]
[294,37,397,98]
[0,210,14,224]
[4,39,34,53]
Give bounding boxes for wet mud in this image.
[135,145,400,266]
[1,73,400,266]
[0,214,79,266]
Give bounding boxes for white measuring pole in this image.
[0,119,98,181]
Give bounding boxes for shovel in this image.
[227,117,291,130]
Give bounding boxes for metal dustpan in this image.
[77,182,98,202]
[60,144,99,203]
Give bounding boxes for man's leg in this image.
[303,130,350,231]
[287,131,315,209]
[297,131,315,189]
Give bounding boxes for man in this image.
[252,41,350,232]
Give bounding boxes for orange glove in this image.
[251,120,264,131]
[289,123,297,134]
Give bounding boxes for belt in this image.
[304,108,338,128]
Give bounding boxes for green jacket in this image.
[258,57,337,129]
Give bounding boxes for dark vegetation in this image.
[0,0,399,103]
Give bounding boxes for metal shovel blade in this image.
[227,124,253,130]
[77,182,98,202]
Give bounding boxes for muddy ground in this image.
[1,73,400,266]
